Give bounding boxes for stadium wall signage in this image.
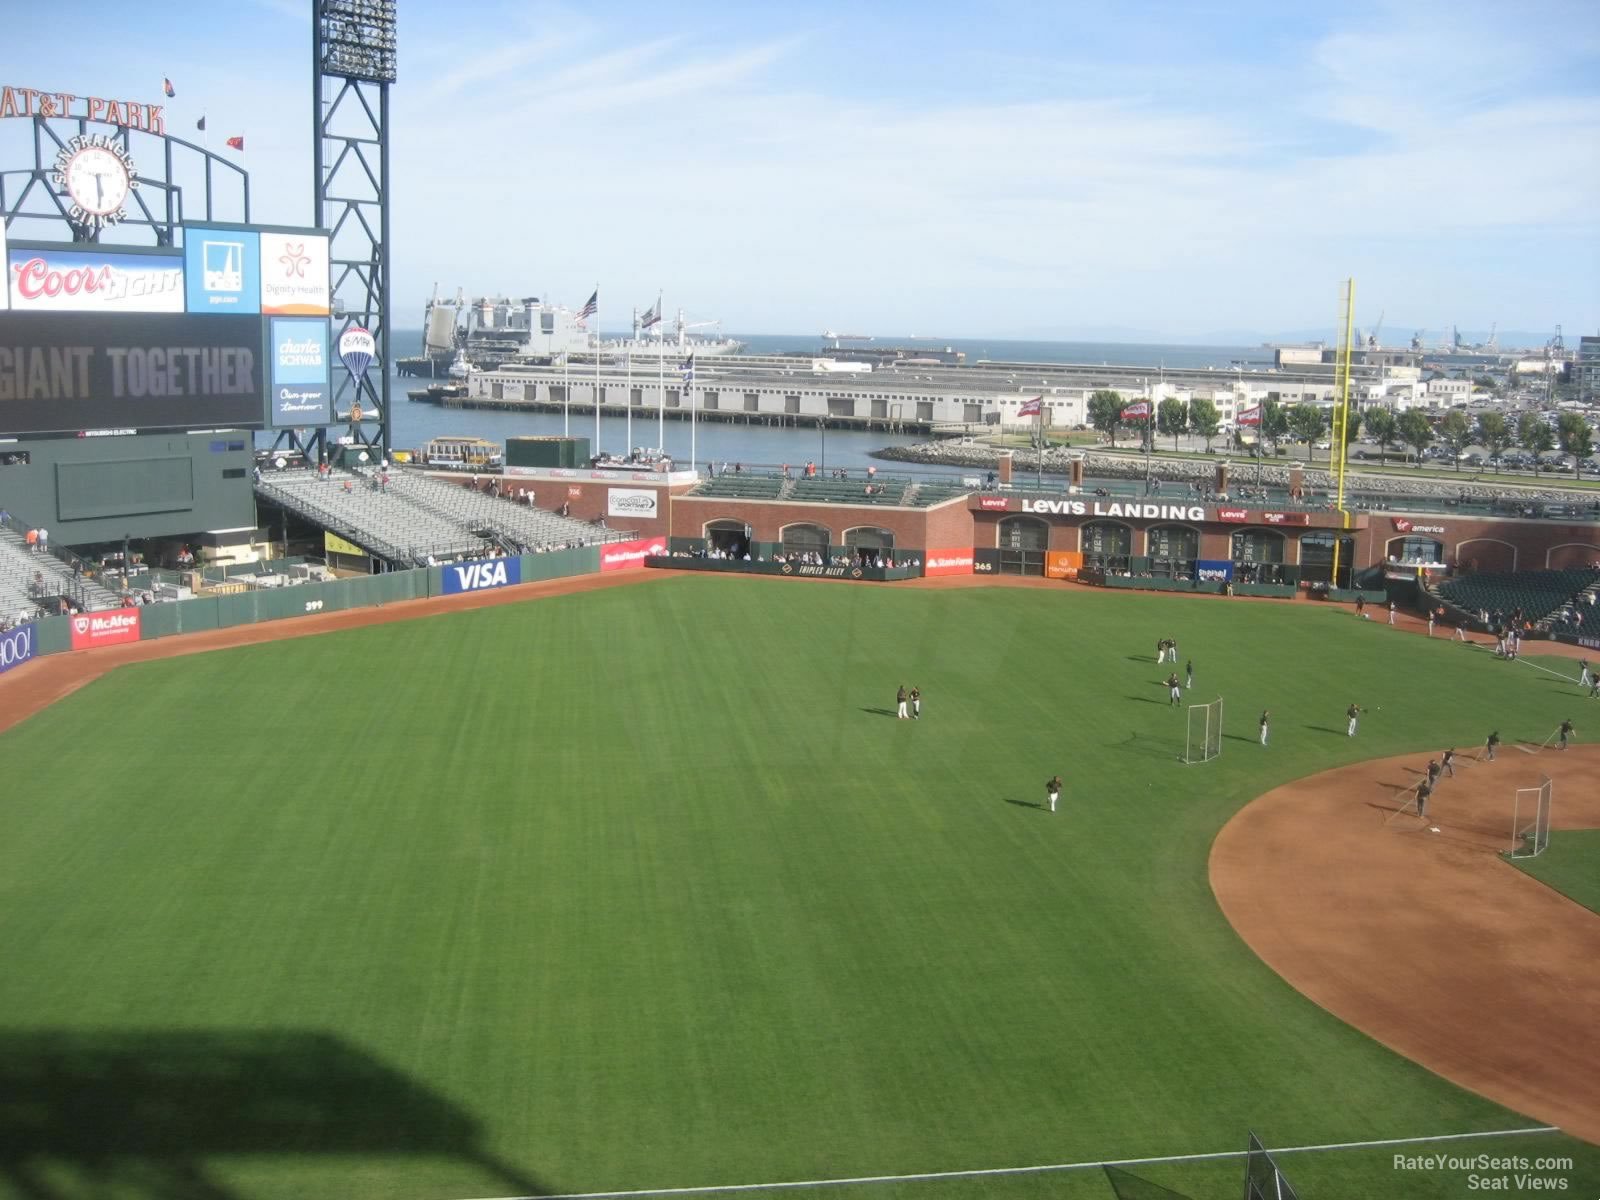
[1021,500,1206,522]
[441,557,522,594]
[69,608,141,649]
[0,622,34,674]
[1392,518,1446,534]
[607,487,658,519]
[1260,511,1311,526]
[1196,560,1234,582]
[923,550,974,577]
[0,85,166,133]
[978,496,1011,510]
[601,536,669,572]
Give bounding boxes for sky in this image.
[6,0,1599,343]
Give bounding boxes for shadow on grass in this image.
[0,1029,546,1200]
[1126,655,1157,663]
[1124,695,1167,706]
[1221,733,1258,744]
[1003,798,1047,810]
[859,707,899,718]
[1303,724,1348,736]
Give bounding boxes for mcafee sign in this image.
[69,607,141,649]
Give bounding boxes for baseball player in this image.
[909,686,922,720]
[1346,703,1362,737]
[1416,779,1433,823]
[1168,674,1182,706]
[1485,730,1500,761]
[1580,659,1592,688]
[1442,747,1457,777]
[1559,718,1575,750]
[1427,611,1435,637]
[1356,595,1366,619]
[1046,774,1062,814]
[1388,601,1397,626]
[1185,660,1194,690]
[1259,710,1270,747]
[896,685,908,720]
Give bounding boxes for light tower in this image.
[312,0,398,464]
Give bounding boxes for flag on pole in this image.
[225,135,245,151]
[1017,396,1043,418]
[1236,405,1262,426]
[680,352,695,384]
[196,115,207,131]
[1121,401,1151,420]
[163,78,176,98]
[577,289,598,323]
[640,296,661,328]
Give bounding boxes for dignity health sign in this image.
[269,317,332,426]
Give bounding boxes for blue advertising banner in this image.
[1196,559,1234,582]
[0,622,36,675]
[268,316,331,426]
[441,557,522,594]
[185,227,260,314]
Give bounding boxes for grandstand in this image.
[0,522,122,618]
[257,468,623,568]
[1436,567,1600,630]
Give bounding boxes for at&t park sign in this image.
[0,85,166,133]
[1022,499,1206,522]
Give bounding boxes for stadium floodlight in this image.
[317,0,398,83]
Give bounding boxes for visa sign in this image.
[441,556,522,594]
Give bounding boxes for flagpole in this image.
[625,344,632,457]
[657,345,665,455]
[1036,404,1043,491]
[593,285,601,456]
[563,347,570,437]
[690,360,698,474]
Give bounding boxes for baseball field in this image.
[1,575,1596,1200]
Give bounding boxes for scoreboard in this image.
[0,222,333,436]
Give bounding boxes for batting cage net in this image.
[1242,1131,1300,1200]
[1509,775,1553,859]
[1184,697,1223,765]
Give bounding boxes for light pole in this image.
[819,418,827,472]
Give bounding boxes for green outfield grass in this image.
[2,579,1597,1200]
[1509,828,1600,915]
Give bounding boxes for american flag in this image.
[640,297,661,328]
[577,290,598,323]
[1120,401,1151,420]
[163,78,176,98]
[680,353,695,384]
[1017,396,1042,417]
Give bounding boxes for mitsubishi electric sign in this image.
[441,557,522,594]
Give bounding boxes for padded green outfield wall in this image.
[20,548,598,660]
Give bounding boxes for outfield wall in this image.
[14,547,598,665]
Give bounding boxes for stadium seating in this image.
[376,470,630,551]
[694,474,785,499]
[0,523,122,619]
[786,476,911,506]
[258,468,618,566]
[1437,567,1600,629]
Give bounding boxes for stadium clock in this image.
[51,135,139,231]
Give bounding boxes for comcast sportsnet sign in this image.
[69,607,141,649]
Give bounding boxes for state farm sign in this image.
[600,536,668,572]
[69,607,141,649]
[8,248,184,313]
[923,550,973,577]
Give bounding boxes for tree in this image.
[1438,409,1472,470]
[1364,405,1398,465]
[1157,397,1188,451]
[1476,411,1511,463]
[1518,412,1554,471]
[1259,397,1290,457]
[1288,404,1326,460]
[1557,411,1594,479]
[1188,397,1222,452]
[1088,390,1124,448]
[1398,409,1434,467]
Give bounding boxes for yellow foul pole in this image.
[1331,278,1356,588]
